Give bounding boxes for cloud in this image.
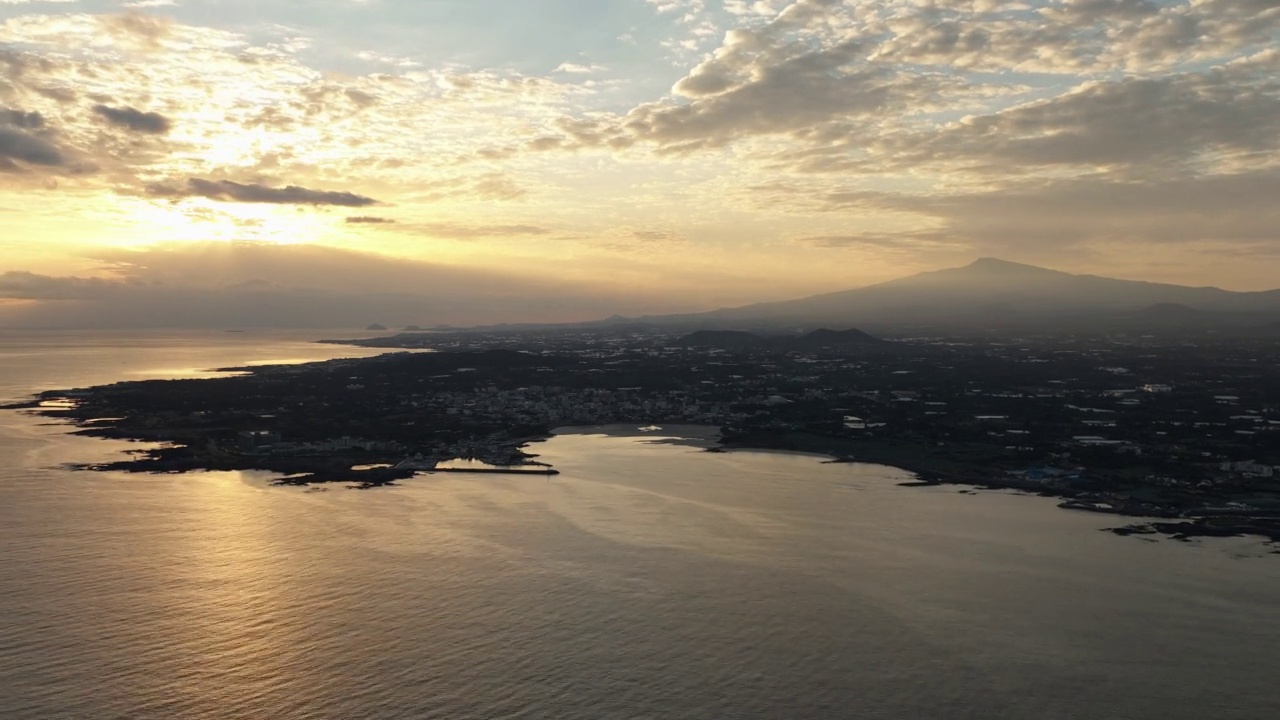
[795,233,961,252]
[0,109,56,168]
[626,40,933,152]
[150,178,380,206]
[530,0,1280,167]
[410,222,550,239]
[0,242,688,328]
[0,105,96,176]
[0,127,63,169]
[92,104,172,134]
[345,215,395,224]
[553,62,604,74]
[471,174,527,200]
[744,153,1280,270]
[890,170,1280,249]
[5,2,1280,299]
[631,229,675,241]
[865,61,1280,174]
[0,109,44,129]
[100,10,176,50]
[0,13,572,203]
[770,167,1280,259]
[0,271,122,300]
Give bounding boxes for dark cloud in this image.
[345,216,396,224]
[33,86,77,104]
[151,178,380,206]
[0,109,45,130]
[0,128,64,169]
[92,104,172,135]
[0,109,61,169]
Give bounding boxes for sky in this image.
[2,0,1280,327]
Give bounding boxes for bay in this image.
[1,331,1277,719]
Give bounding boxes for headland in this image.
[6,326,1279,546]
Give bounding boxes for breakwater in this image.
[428,466,559,475]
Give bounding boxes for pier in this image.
[427,466,559,476]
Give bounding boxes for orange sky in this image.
[3,2,1280,326]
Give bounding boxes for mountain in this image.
[634,258,1280,330]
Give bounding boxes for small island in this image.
[6,326,1279,546]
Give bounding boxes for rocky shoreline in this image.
[715,433,1280,547]
[10,390,1279,547]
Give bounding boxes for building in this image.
[237,430,281,453]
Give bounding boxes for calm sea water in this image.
[1,330,1277,719]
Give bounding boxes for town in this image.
[12,326,1280,542]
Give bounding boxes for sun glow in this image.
[4,0,1280,326]
[111,196,337,247]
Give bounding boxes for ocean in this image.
[0,330,1277,719]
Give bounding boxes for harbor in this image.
[427,466,559,476]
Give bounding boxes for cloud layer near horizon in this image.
[0,242,693,328]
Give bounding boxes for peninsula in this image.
[7,326,1280,545]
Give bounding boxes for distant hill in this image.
[625,258,1280,330]
[789,328,887,350]
[325,332,434,347]
[676,328,889,353]
[1117,302,1228,331]
[1132,303,1203,319]
[675,330,768,349]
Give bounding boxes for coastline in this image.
[712,430,1280,547]
[7,380,1278,547]
[715,431,982,485]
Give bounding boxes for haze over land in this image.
[3,1,1280,327]
[3,251,1279,330]
[636,258,1280,331]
